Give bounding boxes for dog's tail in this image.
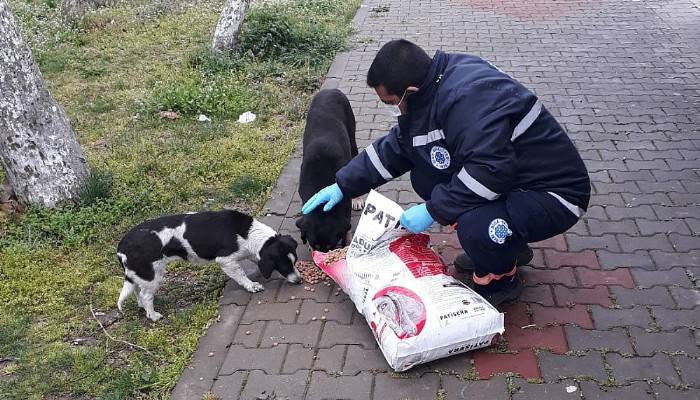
[116,252,135,311]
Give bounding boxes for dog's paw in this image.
[245,282,265,293]
[352,197,365,211]
[147,311,163,322]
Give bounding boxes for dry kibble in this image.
[245,330,251,335]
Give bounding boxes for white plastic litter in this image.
[314,190,504,371]
[566,386,578,393]
[197,114,211,122]
[238,111,256,124]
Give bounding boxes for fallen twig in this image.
[88,285,165,361]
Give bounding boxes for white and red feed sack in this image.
[312,190,504,372]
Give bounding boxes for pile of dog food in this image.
[324,247,347,265]
[295,247,348,285]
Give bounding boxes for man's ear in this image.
[258,257,275,279]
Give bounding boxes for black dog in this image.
[117,210,299,321]
[296,89,362,252]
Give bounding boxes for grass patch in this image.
[1,0,360,398]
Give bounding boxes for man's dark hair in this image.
[366,39,432,96]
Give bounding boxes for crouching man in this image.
[302,39,590,306]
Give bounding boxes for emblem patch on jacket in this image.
[488,218,512,245]
[430,146,451,169]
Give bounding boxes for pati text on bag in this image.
[313,190,504,372]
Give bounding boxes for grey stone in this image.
[608,353,680,385]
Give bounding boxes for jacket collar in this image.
[407,50,448,109]
[398,50,448,131]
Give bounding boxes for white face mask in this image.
[385,104,402,117]
[384,89,409,117]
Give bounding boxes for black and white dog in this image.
[296,89,362,252]
[117,210,300,321]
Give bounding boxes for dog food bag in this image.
[312,190,504,372]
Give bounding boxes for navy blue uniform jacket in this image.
[336,51,591,226]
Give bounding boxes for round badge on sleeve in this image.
[488,218,512,245]
[430,146,451,170]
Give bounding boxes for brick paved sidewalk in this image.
[173,0,700,398]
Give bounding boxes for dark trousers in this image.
[456,191,579,280]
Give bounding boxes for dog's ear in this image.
[280,234,298,250]
[295,218,307,244]
[258,256,275,279]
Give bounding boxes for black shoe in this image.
[454,245,534,274]
[473,272,523,307]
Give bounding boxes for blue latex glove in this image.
[301,183,344,214]
[400,203,434,233]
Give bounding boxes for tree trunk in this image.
[0,0,89,208]
[212,0,249,52]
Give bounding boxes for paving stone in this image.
[554,285,612,306]
[674,355,700,387]
[297,299,354,324]
[306,371,373,400]
[276,281,334,302]
[342,344,389,375]
[565,326,633,353]
[211,371,246,400]
[425,353,473,374]
[596,250,655,270]
[629,327,699,357]
[636,219,691,235]
[238,370,308,400]
[372,373,440,400]
[502,302,531,327]
[531,234,568,251]
[282,344,315,374]
[520,285,555,306]
[591,305,652,329]
[319,321,378,349]
[512,379,580,399]
[472,349,540,379]
[233,321,265,347]
[608,353,680,385]
[631,267,693,288]
[241,299,301,324]
[539,351,607,381]
[650,250,700,269]
[442,375,509,399]
[668,287,700,309]
[219,345,287,374]
[651,307,700,330]
[610,286,675,308]
[567,234,621,252]
[544,250,601,269]
[261,321,323,348]
[618,234,675,252]
[651,384,700,400]
[578,381,654,400]
[576,267,635,288]
[531,304,594,328]
[505,325,567,354]
[521,267,577,287]
[219,282,253,306]
[313,345,345,372]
